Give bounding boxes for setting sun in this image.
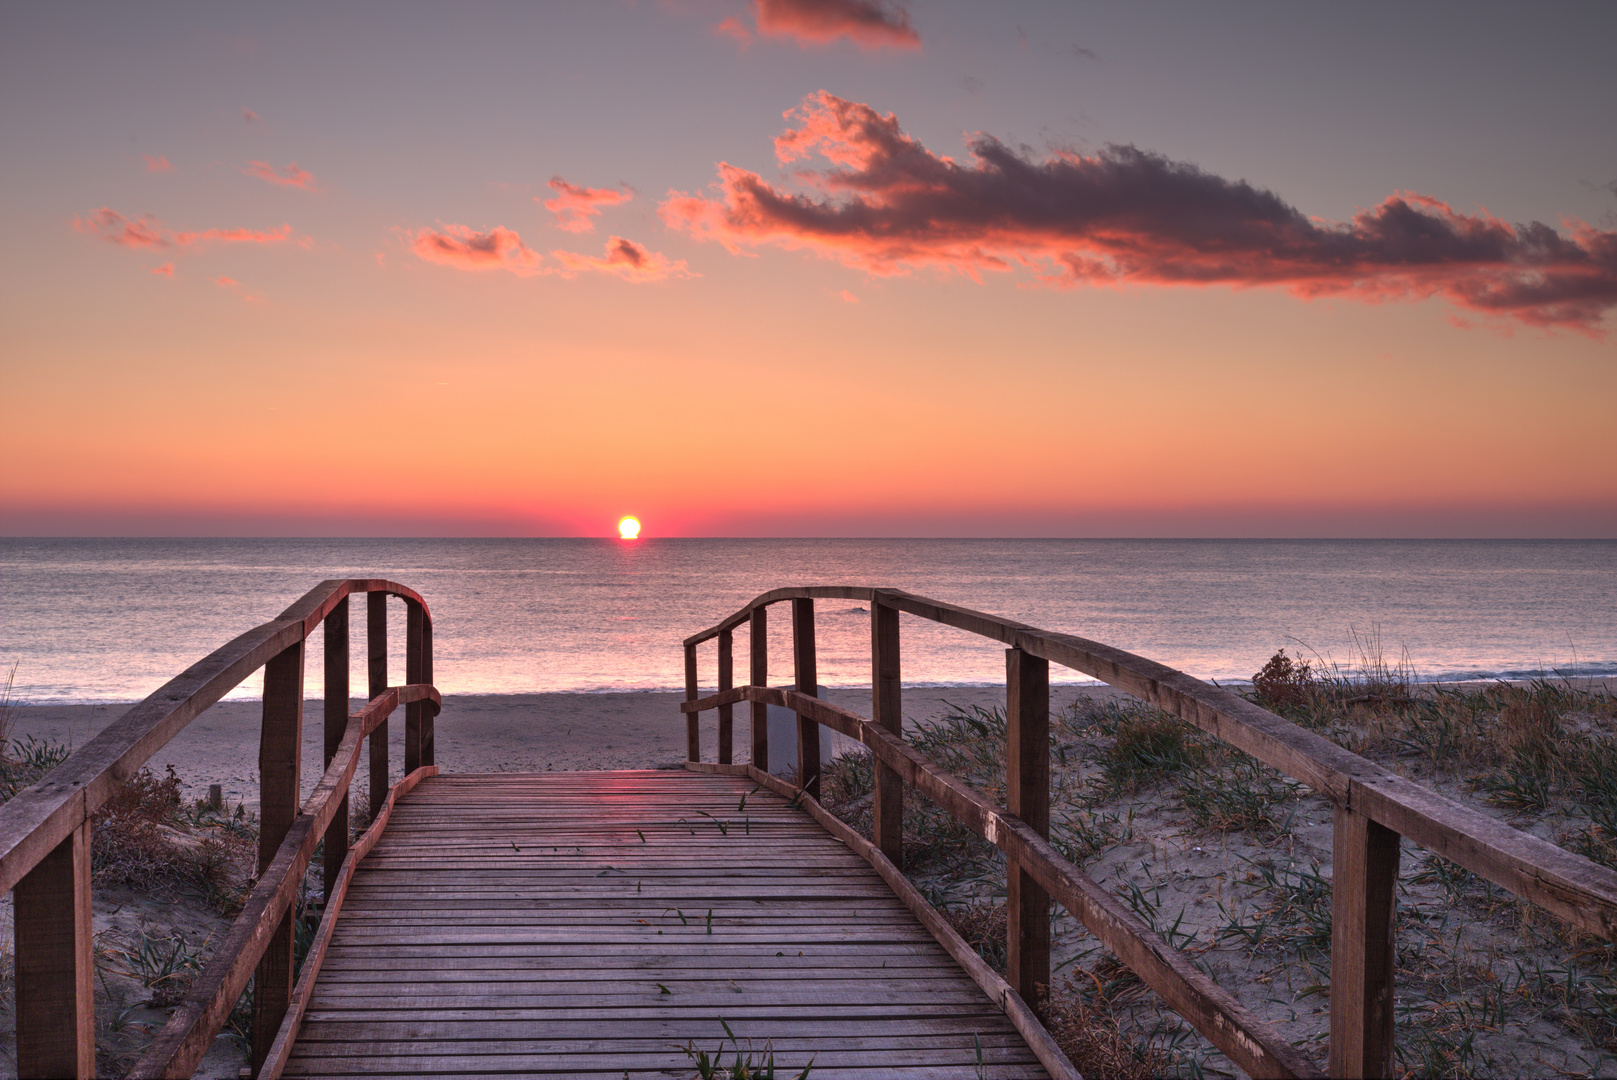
[617,516,641,540]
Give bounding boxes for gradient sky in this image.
[3,1,1614,538]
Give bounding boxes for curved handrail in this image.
[684,586,1617,1079]
[0,578,433,894]
[685,684,1318,1079]
[684,586,1617,936]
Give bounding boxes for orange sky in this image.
[3,3,1614,537]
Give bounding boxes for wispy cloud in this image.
[74,207,298,249]
[662,91,1617,334]
[410,224,545,275]
[150,263,174,277]
[144,154,174,173]
[542,177,631,233]
[244,160,318,191]
[714,15,753,47]
[551,236,694,282]
[242,107,260,123]
[409,224,691,283]
[743,0,919,49]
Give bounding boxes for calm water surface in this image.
[1,538,1612,703]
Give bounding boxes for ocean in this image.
[1,538,1613,704]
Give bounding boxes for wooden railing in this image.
[0,579,439,1080]
[682,586,1617,1080]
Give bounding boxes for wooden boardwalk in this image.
[282,770,1051,1078]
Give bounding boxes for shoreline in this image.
[4,686,1132,812]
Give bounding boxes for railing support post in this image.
[684,643,700,762]
[253,639,304,1074]
[871,594,903,869]
[405,600,429,772]
[792,597,820,799]
[717,629,734,765]
[323,595,349,904]
[366,592,388,820]
[750,606,768,771]
[1330,805,1400,1079]
[14,821,94,1079]
[1006,646,1050,1005]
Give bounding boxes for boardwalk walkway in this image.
[282,770,1050,1078]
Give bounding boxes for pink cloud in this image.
[714,16,754,47]
[242,107,260,123]
[750,0,920,49]
[150,263,174,277]
[838,289,859,303]
[75,208,167,248]
[542,177,632,233]
[74,208,297,250]
[144,154,173,173]
[661,91,1617,334]
[551,235,694,282]
[245,160,318,191]
[410,224,545,275]
[214,275,238,287]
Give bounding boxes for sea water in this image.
[1,538,1613,703]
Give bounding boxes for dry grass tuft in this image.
[942,899,1007,972]
[1040,976,1170,1080]
[90,764,255,912]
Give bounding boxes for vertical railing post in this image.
[684,642,700,762]
[366,592,388,820]
[405,600,425,774]
[750,606,768,771]
[14,821,94,1079]
[717,628,734,765]
[1330,806,1400,1079]
[323,595,349,904]
[792,597,820,799]
[253,639,304,1073]
[1006,646,1050,1005]
[871,593,903,869]
[420,613,434,767]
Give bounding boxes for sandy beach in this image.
[7,685,1132,812]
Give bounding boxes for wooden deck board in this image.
[284,770,1049,1077]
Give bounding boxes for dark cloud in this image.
[750,0,919,49]
[662,91,1617,334]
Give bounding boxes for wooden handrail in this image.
[683,586,1617,1079]
[2,578,438,1080]
[684,684,1319,1079]
[128,685,438,1080]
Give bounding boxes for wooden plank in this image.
[871,594,903,869]
[684,642,699,762]
[750,606,768,771]
[404,601,425,774]
[793,597,820,799]
[718,627,734,764]
[1329,806,1400,1079]
[367,591,388,817]
[323,595,350,903]
[14,821,94,1079]
[255,639,305,1072]
[1005,647,1050,1006]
